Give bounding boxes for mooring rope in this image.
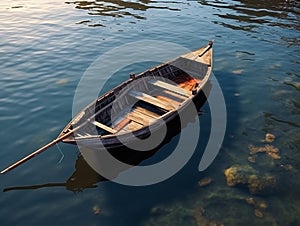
[55,143,65,164]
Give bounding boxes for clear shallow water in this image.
[0,0,299,225]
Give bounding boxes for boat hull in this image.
[70,82,211,151]
[59,42,213,151]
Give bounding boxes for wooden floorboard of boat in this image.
[172,74,199,91]
[110,106,159,134]
[128,90,174,111]
[179,82,197,91]
[121,120,144,132]
[133,106,161,119]
[113,117,131,131]
[127,110,155,126]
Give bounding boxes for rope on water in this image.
[56,143,65,164]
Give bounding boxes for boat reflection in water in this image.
[3,83,211,193]
[3,155,105,193]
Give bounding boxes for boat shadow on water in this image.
[3,82,211,193]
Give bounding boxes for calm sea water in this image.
[0,0,299,225]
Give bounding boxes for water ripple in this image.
[199,0,300,31]
[65,0,184,26]
[0,1,299,226]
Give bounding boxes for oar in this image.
[1,98,108,174]
[0,122,88,174]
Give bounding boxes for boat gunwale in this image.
[59,44,213,144]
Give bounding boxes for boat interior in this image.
[0,45,212,175]
[64,55,210,140]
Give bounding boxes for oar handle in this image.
[1,107,101,174]
[1,139,60,174]
[0,124,83,174]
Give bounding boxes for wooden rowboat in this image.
[1,41,213,174]
[59,40,213,148]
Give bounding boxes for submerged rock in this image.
[267,151,281,160]
[248,144,281,160]
[92,205,101,215]
[264,133,276,143]
[248,145,266,154]
[247,155,256,163]
[257,200,268,210]
[254,208,264,218]
[246,197,256,206]
[198,177,213,187]
[224,165,277,195]
[264,145,279,154]
[224,165,254,187]
[246,196,267,209]
[249,174,277,195]
[246,196,268,218]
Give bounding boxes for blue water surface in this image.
[0,0,299,225]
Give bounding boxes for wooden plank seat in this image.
[155,95,181,107]
[91,120,118,134]
[75,131,92,137]
[128,90,174,111]
[148,79,190,97]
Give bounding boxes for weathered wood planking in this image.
[127,110,155,126]
[155,95,180,108]
[128,90,174,111]
[171,74,199,91]
[133,106,161,119]
[121,120,144,132]
[148,79,190,97]
[91,120,118,134]
[113,117,131,131]
[160,89,187,102]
